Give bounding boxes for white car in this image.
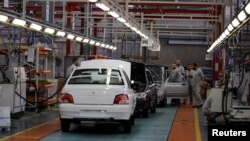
[59,60,136,133]
[157,70,188,106]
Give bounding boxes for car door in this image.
[145,70,157,103]
[164,71,188,97]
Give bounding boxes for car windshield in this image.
[68,68,124,85]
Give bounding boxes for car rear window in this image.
[68,68,124,85]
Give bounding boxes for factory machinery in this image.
[209,52,250,124]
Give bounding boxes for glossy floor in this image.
[0,105,206,141]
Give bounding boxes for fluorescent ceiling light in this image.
[220,35,224,41]
[227,24,234,32]
[56,31,66,37]
[131,27,137,31]
[225,29,230,36]
[12,18,26,26]
[44,28,55,34]
[221,32,226,39]
[108,11,119,18]
[83,38,89,43]
[0,15,8,22]
[137,31,142,35]
[95,42,101,46]
[109,46,114,49]
[124,22,131,28]
[105,45,110,48]
[144,35,149,39]
[245,2,250,14]
[88,0,97,2]
[66,34,75,40]
[113,47,117,50]
[96,3,110,11]
[75,37,83,42]
[89,40,96,45]
[232,18,240,27]
[101,43,106,47]
[237,11,247,21]
[29,23,42,31]
[217,38,222,43]
[117,17,126,23]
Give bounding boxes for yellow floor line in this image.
[0,118,59,141]
[194,108,202,141]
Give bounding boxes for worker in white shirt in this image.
[66,57,79,78]
[186,64,194,105]
[192,63,204,107]
[176,59,185,74]
[202,94,224,123]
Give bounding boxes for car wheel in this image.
[122,120,132,133]
[131,115,135,126]
[151,101,157,113]
[60,119,71,132]
[143,104,150,118]
[160,96,166,107]
[171,99,180,106]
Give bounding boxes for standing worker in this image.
[186,64,194,105]
[176,59,185,74]
[66,57,80,78]
[192,63,204,107]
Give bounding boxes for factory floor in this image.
[0,104,208,141]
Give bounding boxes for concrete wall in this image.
[149,43,208,68]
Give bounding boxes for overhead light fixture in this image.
[227,24,234,32]
[89,40,96,45]
[88,0,97,2]
[56,31,66,37]
[0,15,8,22]
[29,23,42,31]
[0,11,114,52]
[221,32,226,39]
[66,34,75,40]
[44,28,55,34]
[109,46,114,49]
[83,38,89,43]
[95,42,101,46]
[117,17,126,23]
[105,45,110,48]
[12,18,26,26]
[108,11,119,18]
[96,3,110,11]
[219,35,224,41]
[75,37,83,42]
[237,11,247,21]
[100,43,106,47]
[245,2,250,14]
[113,47,117,50]
[225,29,230,36]
[232,18,240,27]
[131,27,137,31]
[124,22,131,28]
[86,0,159,51]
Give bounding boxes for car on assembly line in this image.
[58,59,136,133]
[130,62,158,117]
[157,70,189,105]
[145,64,166,107]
